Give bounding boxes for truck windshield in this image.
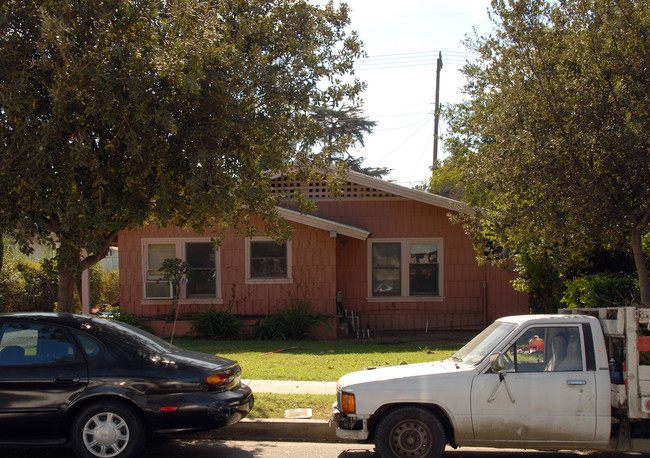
[452,320,517,366]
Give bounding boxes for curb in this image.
[201,418,349,443]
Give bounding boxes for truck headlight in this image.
[341,392,356,414]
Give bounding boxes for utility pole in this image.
[433,51,443,166]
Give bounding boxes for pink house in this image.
[118,171,528,338]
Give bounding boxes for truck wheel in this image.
[70,401,146,458]
[375,406,446,458]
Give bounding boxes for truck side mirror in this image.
[490,353,506,373]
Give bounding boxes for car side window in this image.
[508,326,584,373]
[0,322,77,366]
[75,334,102,358]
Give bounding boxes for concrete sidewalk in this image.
[243,379,337,395]
[205,379,342,443]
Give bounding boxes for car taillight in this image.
[205,368,236,386]
[341,392,356,414]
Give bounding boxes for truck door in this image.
[470,325,596,443]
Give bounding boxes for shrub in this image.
[561,272,639,308]
[89,266,120,311]
[192,305,242,339]
[105,269,120,305]
[252,314,289,341]
[0,254,57,312]
[252,300,328,340]
[113,312,148,330]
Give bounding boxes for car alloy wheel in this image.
[82,411,129,457]
[71,401,146,458]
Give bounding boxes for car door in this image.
[470,325,596,443]
[0,320,89,443]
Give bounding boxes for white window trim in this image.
[367,238,444,302]
[142,238,222,303]
[245,237,293,285]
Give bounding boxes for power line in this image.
[354,49,478,71]
[368,116,434,165]
[363,50,478,59]
[374,114,434,131]
[356,61,466,71]
[357,50,477,62]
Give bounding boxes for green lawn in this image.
[249,393,334,420]
[173,332,471,381]
[173,332,472,419]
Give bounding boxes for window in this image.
[409,242,439,296]
[504,326,584,373]
[143,239,220,300]
[246,238,292,283]
[185,242,217,298]
[0,323,77,366]
[369,239,442,299]
[145,243,176,298]
[372,242,401,296]
[75,334,102,358]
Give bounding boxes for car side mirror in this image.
[489,353,506,373]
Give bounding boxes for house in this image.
[117,171,529,338]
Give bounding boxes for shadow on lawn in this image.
[173,330,477,356]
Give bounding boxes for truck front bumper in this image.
[331,404,369,440]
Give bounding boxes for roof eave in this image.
[345,170,472,214]
[276,207,370,240]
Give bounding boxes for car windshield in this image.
[451,320,516,366]
[92,318,178,354]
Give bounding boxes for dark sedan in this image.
[0,313,253,458]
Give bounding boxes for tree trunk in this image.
[631,224,650,307]
[56,241,82,313]
[54,235,117,313]
[57,263,77,312]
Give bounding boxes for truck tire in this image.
[375,406,446,458]
[70,400,146,458]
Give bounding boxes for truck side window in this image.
[512,327,547,372]
[546,327,583,372]
[511,326,584,373]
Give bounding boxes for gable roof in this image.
[271,169,469,213]
[276,206,370,240]
[345,170,468,213]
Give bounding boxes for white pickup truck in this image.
[331,307,650,457]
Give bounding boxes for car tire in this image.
[70,400,146,458]
[375,406,446,458]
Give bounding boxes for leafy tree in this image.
[425,158,465,201]
[0,0,366,312]
[511,252,563,314]
[446,0,650,305]
[561,272,639,309]
[312,104,388,177]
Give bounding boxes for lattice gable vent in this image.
[270,176,396,199]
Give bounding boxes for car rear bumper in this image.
[144,383,254,435]
[208,384,254,427]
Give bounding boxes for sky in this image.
[331,0,494,187]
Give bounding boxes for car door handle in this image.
[567,379,586,386]
[54,375,80,384]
